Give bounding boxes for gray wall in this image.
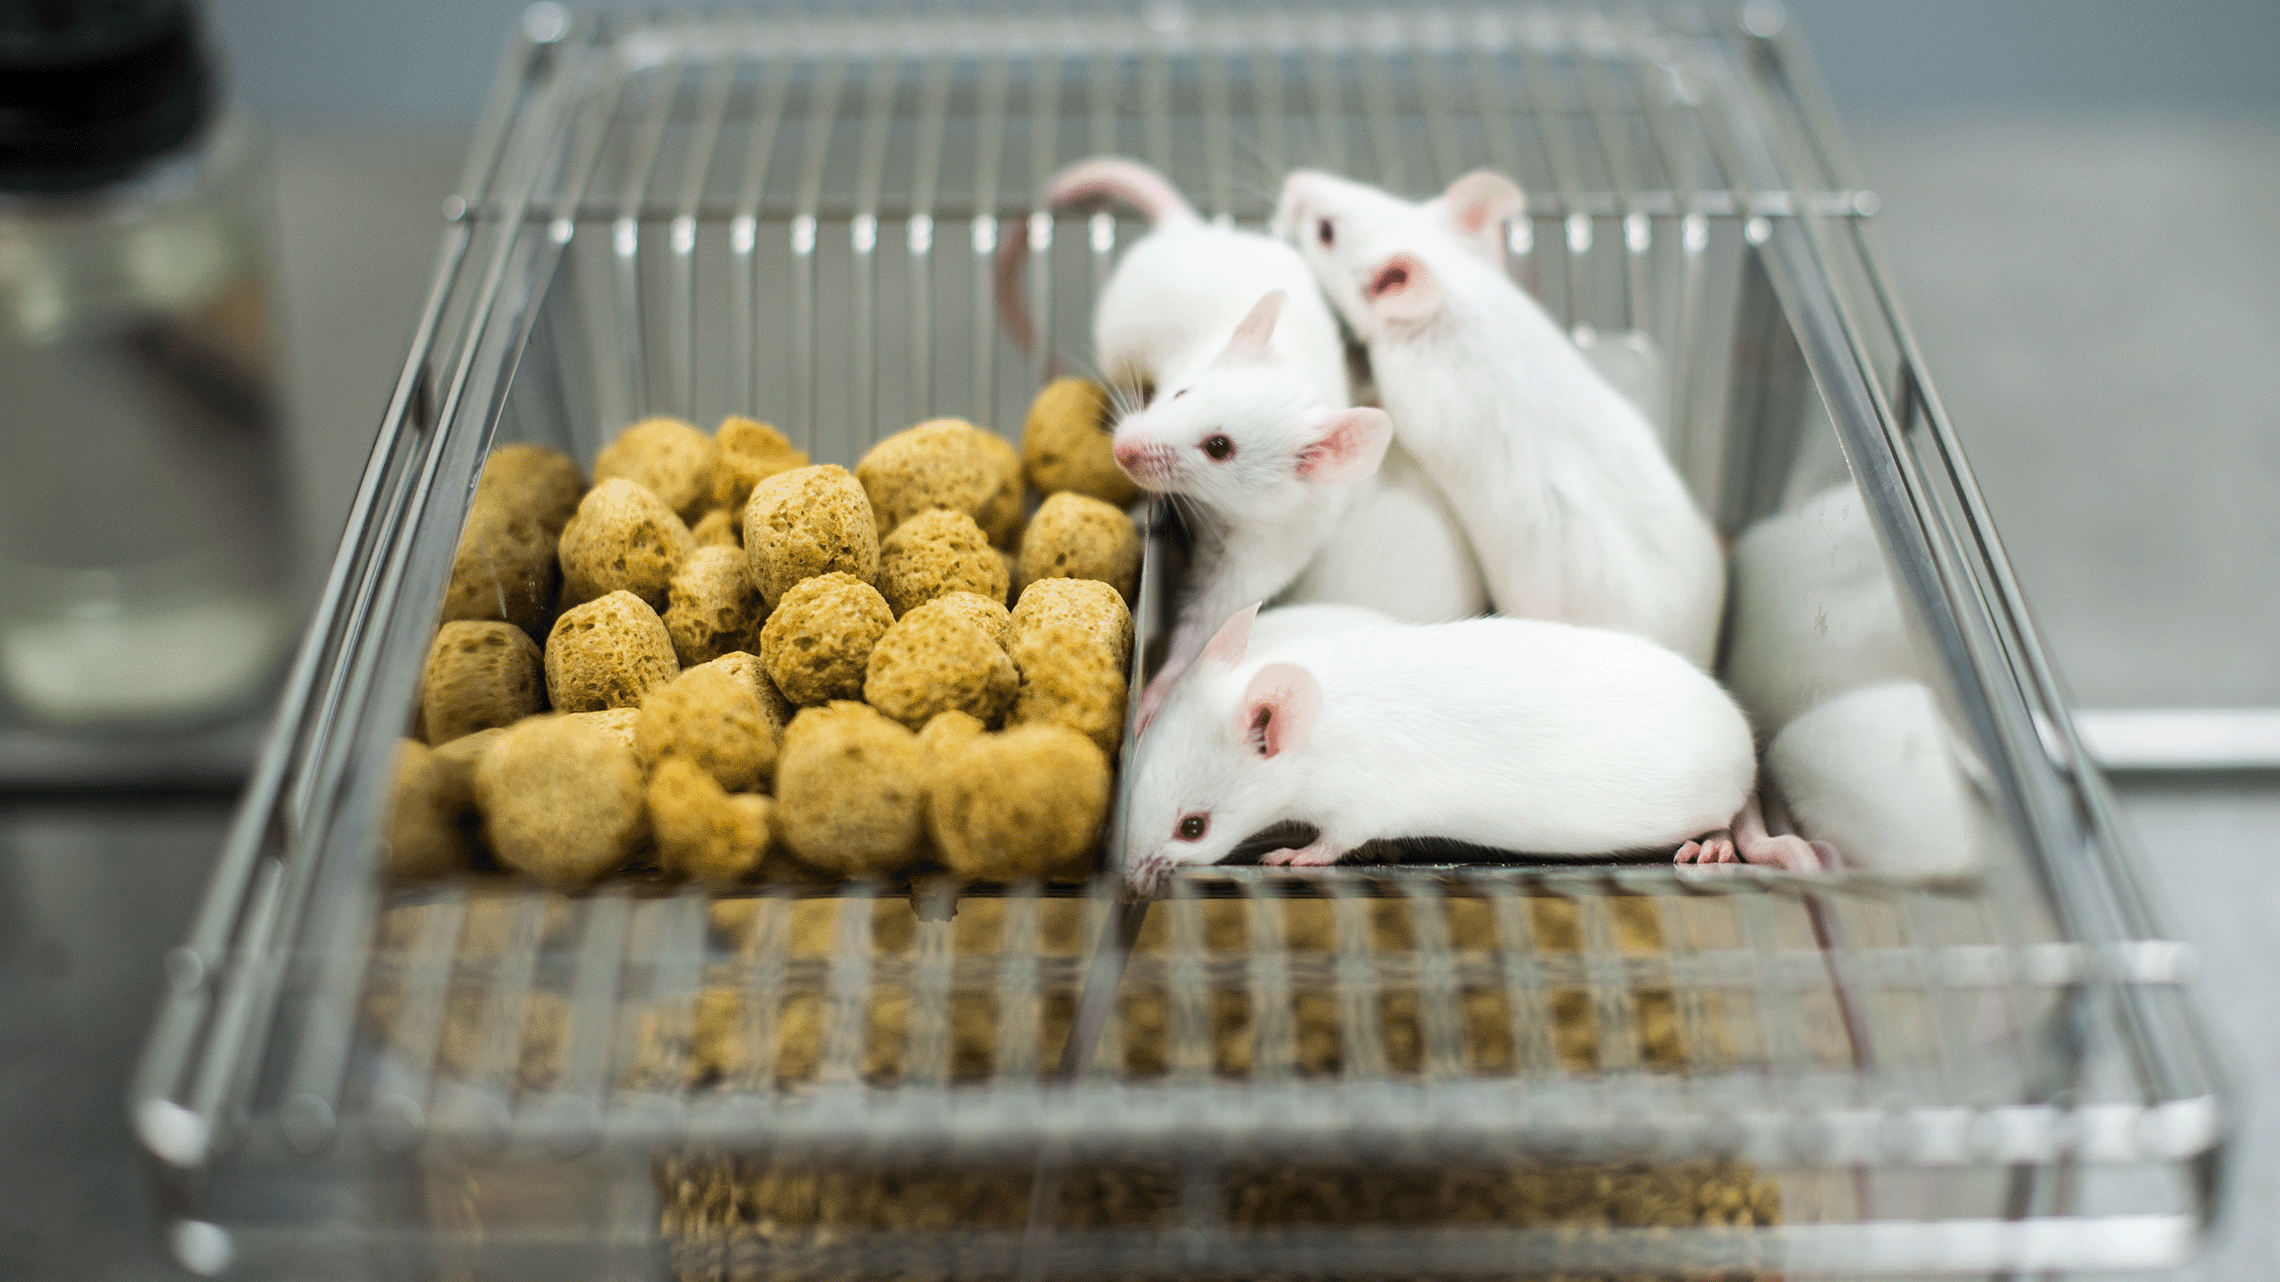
[201,1,2280,131]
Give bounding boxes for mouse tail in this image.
[994,157,1200,357]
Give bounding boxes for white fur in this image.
[1725,483,1923,735]
[1282,440,1487,622]
[1765,681,1984,876]
[1124,612,1756,892]
[1274,169,1724,667]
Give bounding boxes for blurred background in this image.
[2,2,2274,1278]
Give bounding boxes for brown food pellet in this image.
[663,545,765,668]
[971,426,1026,548]
[861,605,1018,730]
[757,571,892,706]
[874,508,1009,619]
[1022,376,1139,505]
[439,444,585,637]
[565,706,639,746]
[420,620,545,745]
[1006,578,1134,753]
[926,724,1108,880]
[773,702,929,875]
[854,419,1003,538]
[544,589,680,713]
[917,709,988,755]
[905,590,1011,650]
[472,714,647,886]
[741,464,879,608]
[595,415,718,520]
[556,478,696,611]
[648,758,776,888]
[689,508,740,549]
[685,651,793,739]
[1017,490,1141,602]
[633,663,777,793]
[386,739,476,878]
[707,416,809,514]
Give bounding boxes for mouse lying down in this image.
[1122,605,1820,894]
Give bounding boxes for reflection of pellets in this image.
[758,572,892,706]
[633,664,777,793]
[1017,491,1140,603]
[421,620,545,745]
[545,590,679,713]
[1023,377,1138,505]
[649,758,775,888]
[594,415,717,520]
[863,605,1018,730]
[876,509,1009,618]
[663,545,765,667]
[473,715,648,887]
[926,724,1109,880]
[742,464,879,608]
[774,702,929,875]
[557,478,695,611]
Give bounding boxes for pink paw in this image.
[1263,841,1342,867]
[1674,834,1737,866]
[1736,830,1824,872]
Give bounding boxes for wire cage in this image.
[133,3,2227,1278]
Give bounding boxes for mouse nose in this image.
[1112,441,1145,468]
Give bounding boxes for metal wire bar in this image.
[669,33,737,419]
[850,51,902,446]
[819,883,877,1086]
[731,45,794,417]
[1330,887,1388,1079]
[789,51,848,454]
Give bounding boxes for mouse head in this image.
[1122,603,1324,894]
[1273,169,1526,342]
[1109,291,1391,517]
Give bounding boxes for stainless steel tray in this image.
[132,4,2228,1277]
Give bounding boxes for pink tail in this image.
[994,157,1200,354]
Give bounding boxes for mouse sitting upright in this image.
[1121,604,1815,895]
[998,157,1485,720]
[1274,168,1724,667]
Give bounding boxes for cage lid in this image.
[0,0,212,193]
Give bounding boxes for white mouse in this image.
[1002,158,1482,716]
[1273,168,1725,667]
[1121,604,1799,894]
[1763,680,1986,876]
[1725,482,1925,735]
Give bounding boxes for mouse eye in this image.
[1201,434,1235,461]
[1176,814,1209,841]
[1316,217,1335,248]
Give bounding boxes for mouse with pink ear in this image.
[1112,290,1400,724]
[1121,603,1810,895]
[1274,168,1725,668]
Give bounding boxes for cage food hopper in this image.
[133,3,2228,1278]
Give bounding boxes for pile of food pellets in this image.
[391,378,1146,890]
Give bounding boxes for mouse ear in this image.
[1232,662,1320,759]
[1364,252,1441,323]
[1439,169,1526,246]
[1218,290,1287,362]
[1297,407,1392,486]
[1199,602,1262,670]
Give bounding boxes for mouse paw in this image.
[1262,840,1343,867]
[1674,833,1737,865]
[1724,794,1826,872]
[1735,829,1824,872]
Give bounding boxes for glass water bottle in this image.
[0,0,295,730]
